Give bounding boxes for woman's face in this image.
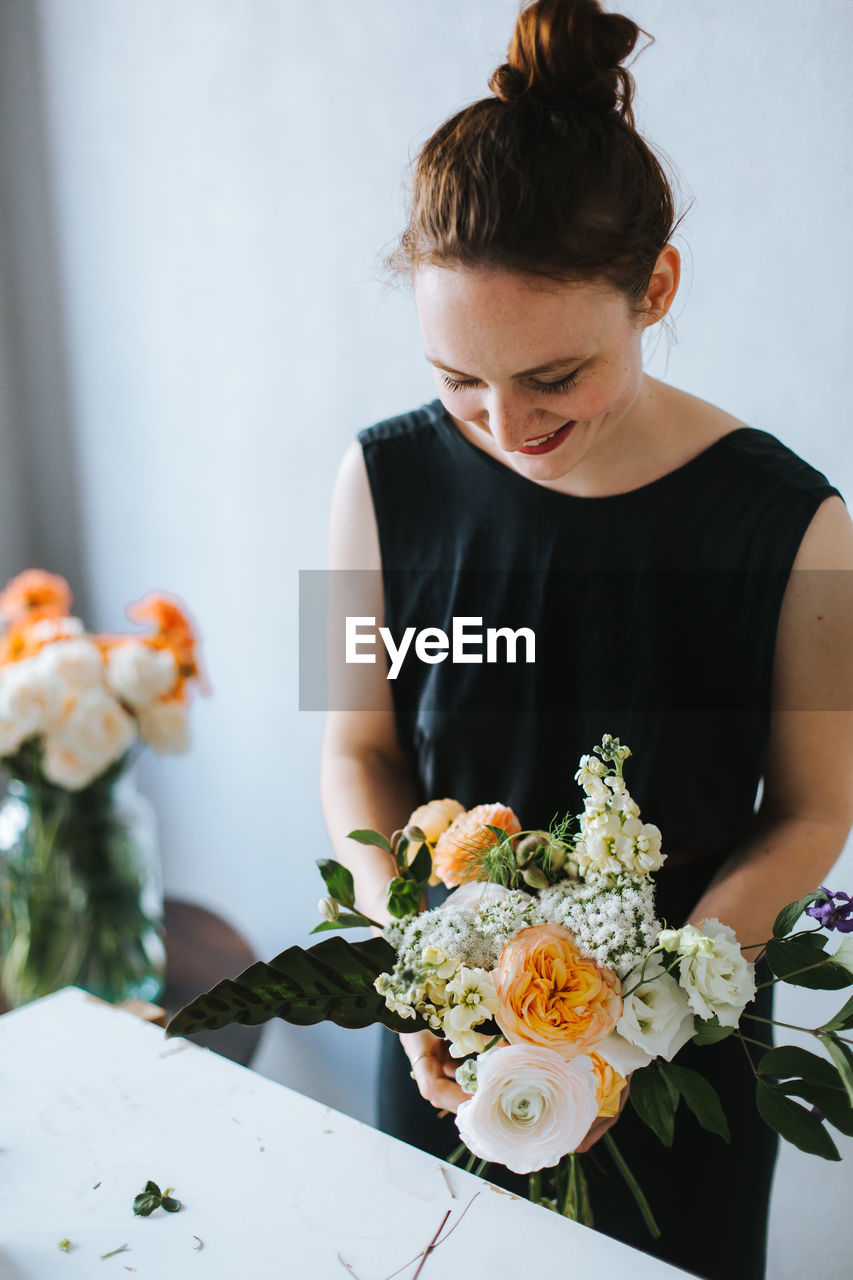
[414,264,656,489]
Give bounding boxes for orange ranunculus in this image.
[126,591,207,694]
[432,802,521,889]
[0,569,72,620]
[589,1052,628,1118]
[494,923,623,1058]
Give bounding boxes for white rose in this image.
[0,657,61,744]
[36,637,105,694]
[50,687,137,777]
[136,698,190,754]
[594,1029,653,1076]
[105,640,178,709]
[28,616,85,643]
[455,1044,599,1174]
[674,918,756,1028]
[616,957,695,1060]
[41,736,108,790]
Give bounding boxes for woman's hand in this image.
[401,1029,470,1114]
[574,1073,632,1154]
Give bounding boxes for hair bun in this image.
[488,0,644,125]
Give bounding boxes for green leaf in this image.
[819,1034,853,1107]
[387,877,423,920]
[630,1065,678,1146]
[755,1080,841,1159]
[165,934,426,1038]
[316,859,356,909]
[659,1063,730,1141]
[161,1196,182,1213]
[310,913,373,934]
[821,991,853,1033]
[758,1045,841,1089]
[692,1016,735,1045]
[779,1081,853,1136]
[792,933,827,951]
[408,841,432,886]
[772,891,824,939]
[831,936,853,976]
[765,938,852,989]
[346,828,392,852]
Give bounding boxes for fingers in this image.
[411,1053,470,1114]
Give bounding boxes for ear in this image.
[639,244,681,326]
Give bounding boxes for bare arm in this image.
[320,441,467,1111]
[687,495,853,943]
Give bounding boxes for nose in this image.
[482,391,545,452]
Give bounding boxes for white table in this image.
[0,988,692,1279]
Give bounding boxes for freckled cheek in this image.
[571,374,634,422]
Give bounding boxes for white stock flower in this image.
[136,698,190,755]
[669,919,756,1028]
[105,640,178,709]
[35,637,105,693]
[49,687,137,780]
[455,1044,599,1174]
[616,957,695,1060]
[0,657,61,746]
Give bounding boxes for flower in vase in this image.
[433,803,521,888]
[126,592,205,693]
[494,923,623,1058]
[46,687,137,788]
[135,695,190,755]
[455,1044,599,1174]
[0,569,73,620]
[105,640,178,709]
[37,637,106,691]
[0,656,62,751]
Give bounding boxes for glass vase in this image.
[0,760,166,1008]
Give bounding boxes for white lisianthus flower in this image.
[105,640,178,709]
[667,918,756,1028]
[455,1044,599,1174]
[136,698,190,755]
[594,1029,653,1076]
[0,656,61,746]
[49,687,137,781]
[616,957,695,1060]
[35,637,105,692]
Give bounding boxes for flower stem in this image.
[603,1133,660,1239]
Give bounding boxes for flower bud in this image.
[404,825,427,845]
[547,842,567,873]
[515,832,548,866]
[318,897,339,922]
[522,866,550,891]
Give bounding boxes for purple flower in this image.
[805,887,853,933]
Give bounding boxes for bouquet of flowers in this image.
[167,734,853,1234]
[0,568,204,1006]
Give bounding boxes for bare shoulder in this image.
[328,440,382,572]
[792,494,853,570]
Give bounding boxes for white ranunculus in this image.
[671,918,756,1028]
[35,637,105,693]
[105,640,178,709]
[0,657,61,744]
[136,698,190,754]
[616,957,695,1060]
[455,1044,599,1174]
[50,687,137,777]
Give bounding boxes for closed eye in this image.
[440,370,581,395]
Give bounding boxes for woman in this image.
[320,2,853,1276]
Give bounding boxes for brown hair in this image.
[390,0,679,303]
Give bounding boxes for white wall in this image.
[1,2,851,1274]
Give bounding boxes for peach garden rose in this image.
[494,923,623,1057]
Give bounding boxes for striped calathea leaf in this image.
[165,934,427,1038]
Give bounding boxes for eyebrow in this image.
[425,354,584,379]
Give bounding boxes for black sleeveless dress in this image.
[357,398,841,1280]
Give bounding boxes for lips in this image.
[518,421,576,456]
